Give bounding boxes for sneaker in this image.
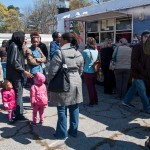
[122,102,135,108]
[142,108,150,114]
[38,121,43,125]
[14,115,28,122]
[53,133,67,140]
[8,119,14,124]
[30,122,36,126]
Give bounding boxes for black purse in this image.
[48,50,70,92]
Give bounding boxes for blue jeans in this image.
[123,79,150,110]
[56,104,79,138]
[1,62,6,80]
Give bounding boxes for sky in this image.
[0,0,33,11]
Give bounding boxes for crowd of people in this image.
[0,30,150,147]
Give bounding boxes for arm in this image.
[26,48,39,65]
[8,44,24,73]
[50,42,57,60]
[48,50,62,83]
[76,51,84,75]
[1,90,9,107]
[36,48,46,63]
[131,44,145,73]
[30,86,36,107]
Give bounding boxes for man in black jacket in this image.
[6,31,32,121]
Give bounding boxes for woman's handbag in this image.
[93,60,101,72]
[109,60,116,70]
[48,50,70,92]
[109,46,119,71]
[89,50,101,72]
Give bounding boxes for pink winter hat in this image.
[34,72,46,85]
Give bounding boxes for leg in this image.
[93,73,98,104]
[123,80,137,104]
[68,104,79,137]
[115,69,123,98]
[1,63,6,80]
[84,73,96,105]
[32,106,38,124]
[121,69,130,98]
[8,110,13,121]
[12,79,24,119]
[135,80,150,110]
[55,106,67,138]
[39,106,45,123]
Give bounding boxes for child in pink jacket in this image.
[30,72,48,126]
[1,80,16,123]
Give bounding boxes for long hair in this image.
[71,36,79,50]
[87,37,96,49]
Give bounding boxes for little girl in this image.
[1,80,16,123]
[30,72,48,126]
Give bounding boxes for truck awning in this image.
[73,11,131,22]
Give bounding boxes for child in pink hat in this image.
[30,72,48,126]
[1,80,16,123]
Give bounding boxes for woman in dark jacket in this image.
[100,41,115,94]
[6,31,32,121]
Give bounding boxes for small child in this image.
[30,72,48,126]
[1,80,16,123]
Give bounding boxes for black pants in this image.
[103,69,115,94]
[12,79,24,117]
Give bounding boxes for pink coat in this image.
[1,88,16,110]
[30,72,48,107]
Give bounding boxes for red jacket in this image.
[1,88,16,110]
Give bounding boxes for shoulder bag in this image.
[48,50,70,92]
[89,50,101,73]
[109,46,119,70]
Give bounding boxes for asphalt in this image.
[0,81,150,150]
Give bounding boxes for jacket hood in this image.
[11,31,25,50]
[34,72,46,85]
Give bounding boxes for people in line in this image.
[30,72,48,126]
[100,40,115,95]
[113,38,132,99]
[49,32,61,60]
[6,31,32,121]
[82,37,98,106]
[0,40,8,80]
[26,32,46,84]
[1,80,16,123]
[122,31,150,112]
[48,32,84,139]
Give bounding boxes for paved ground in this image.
[0,82,150,150]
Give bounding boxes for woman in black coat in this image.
[100,41,115,94]
[6,31,32,121]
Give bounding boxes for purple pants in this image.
[84,72,98,105]
[8,110,13,121]
[32,106,45,124]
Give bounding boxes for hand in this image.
[23,70,33,78]
[36,58,42,63]
[4,104,8,108]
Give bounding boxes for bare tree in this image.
[23,0,58,34]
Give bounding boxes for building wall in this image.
[125,5,150,36]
